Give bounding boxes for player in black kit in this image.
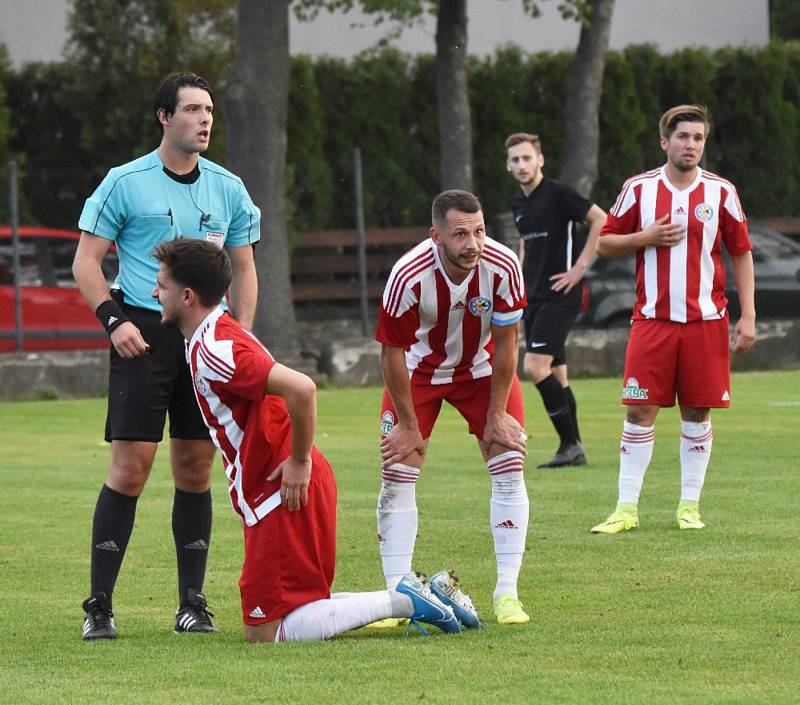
[505,133,606,468]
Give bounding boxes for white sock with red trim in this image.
[377,465,419,590]
[617,421,655,506]
[276,591,413,642]
[679,420,713,502]
[487,454,528,601]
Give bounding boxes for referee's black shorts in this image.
[523,288,581,366]
[104,298,209,443]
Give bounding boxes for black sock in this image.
[563,385,581,442]
[535,374,577,450]
[90,484,138,608]
[172,488,212,606]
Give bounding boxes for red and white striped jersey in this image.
[601,166,752,323]
[186,308,307,527]
[376,236,525,385]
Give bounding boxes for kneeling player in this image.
[152,238,480,641]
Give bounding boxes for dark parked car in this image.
[1,227,118,352]
[578,225,800,327]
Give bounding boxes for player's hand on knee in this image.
[380,424,424,469]
[111,322,150,358]
[268,457,311,512]
[483,412,527,455]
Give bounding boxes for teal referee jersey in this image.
[79,150,260,311]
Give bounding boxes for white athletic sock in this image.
[617,421,655,506]
[276,591,413,642]
[679,420,713,502]
[487,455,528,602]
[377,465,419,590]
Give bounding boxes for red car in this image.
[1,227,118,352]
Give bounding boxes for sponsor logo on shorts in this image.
[249,606,266,619]
[380,410,395,436]
[695,203,714,222]
[622,377,649,400]
[205,231,225,248]
[468,295,492,316]
[194,369,209,396]
[721,390,730,401]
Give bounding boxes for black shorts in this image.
[105,301,209,443]
[523,292,580,366]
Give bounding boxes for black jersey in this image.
[511,178,591,301]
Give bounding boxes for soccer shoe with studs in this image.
[174,588,218,633]
[493,593,530,625]
[537,443,587,469]
[395,572,461,635]
[82,591,117,641]
[676,501,705,530]
[591,504,639,534]
[429,570,482,629]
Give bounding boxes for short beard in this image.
[160,316,179,330]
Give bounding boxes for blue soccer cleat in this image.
[429,570,483,629]
[395,572,461,635]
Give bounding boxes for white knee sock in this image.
[487,455,528,601]
[680,420,713,502]
[617,421,655,506]
[277,591,413,642]
[377,465,419,590]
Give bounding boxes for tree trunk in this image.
[436,0,472,192]
[225,0,299,356]
[559,0,615,198]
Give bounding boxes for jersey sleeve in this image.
[490,247,526,327]
[557,182,592,222]
[78,168,125,241]
[601,179,640,237]
[719,183,752,255]
[225,180,261,247]
[375,276,420,348]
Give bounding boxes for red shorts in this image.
[622,316,731,408]
[239,452,337,625]
[380,375,525,440]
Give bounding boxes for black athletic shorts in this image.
[104,297,209,443]
[523,290,580,366]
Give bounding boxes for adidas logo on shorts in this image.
[249,606,266,619]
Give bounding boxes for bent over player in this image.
[152,238,481,641]
[591,105,756,534]
[375,189,531,625]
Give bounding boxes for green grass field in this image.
[1,371,798,705]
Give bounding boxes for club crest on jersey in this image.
[694,203,714,222]
[622,377,649,400]
[194,370,209,396]
[468,295,492,317]
[380,410,395,436]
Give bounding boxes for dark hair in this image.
[504,132,542,153]
[431,189,482,228]
[659,104,710,139]
[153,72,214,134]
[153,238,231,307]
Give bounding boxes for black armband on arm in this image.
[95,299,130,336]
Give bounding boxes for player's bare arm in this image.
[379,344,426,469]
[550,204,607,293]
[482,323,527,457]
[226,244,258,330]
[730,250,756,354]
[72,232,149,358]
[265,363,316,511]
[597,214,686,258]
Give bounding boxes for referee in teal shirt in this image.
[73,72,260,641]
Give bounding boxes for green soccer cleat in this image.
[676,500,705,530]
[493,593,530,625]
[364,617,409,629]
[591,503,639,534]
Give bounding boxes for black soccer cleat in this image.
[537,442,588,468]
[82,591,117,641]
[174,588,218,633]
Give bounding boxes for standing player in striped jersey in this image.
[591,105,756,535]
[375,189,532,625]
[152,239,481,642]
[506,133,607,468]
